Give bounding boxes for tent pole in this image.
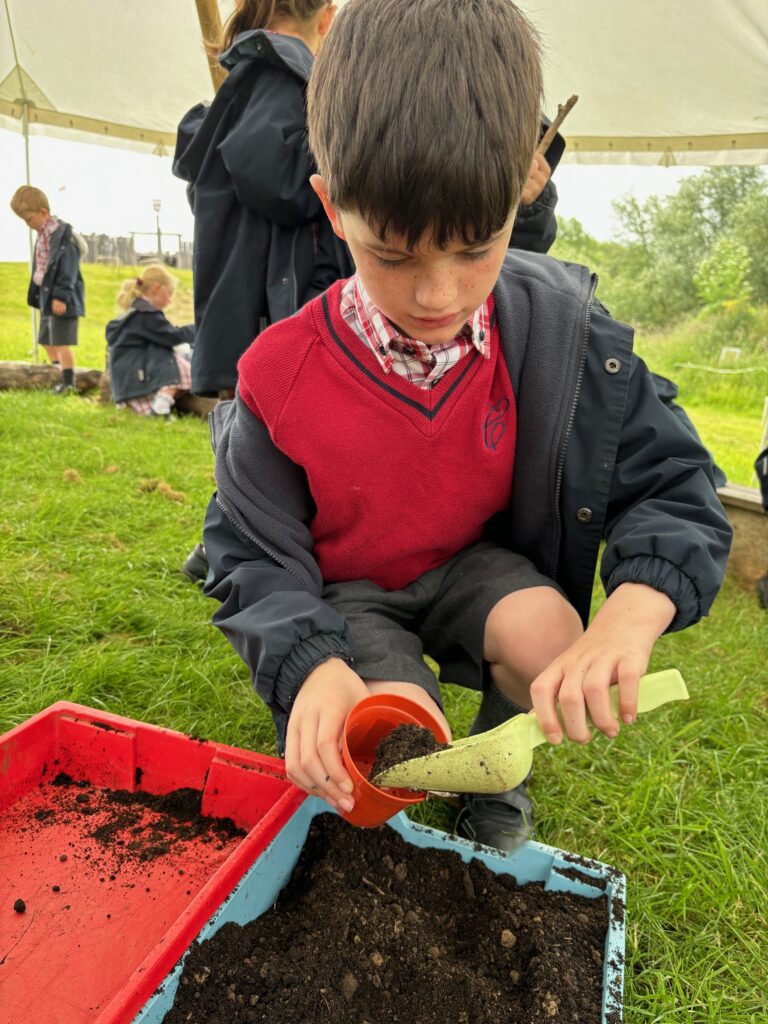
[21,99,38,363]
[194,0,227,93]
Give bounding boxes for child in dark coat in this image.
[173,0,345,396]
[106,264,194,417]
[202,0,732,851]
[10,185,86,394]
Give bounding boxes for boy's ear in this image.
[311,174,346,241]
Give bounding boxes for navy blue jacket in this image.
[26,220,85,318]
[105,299,194,403]
[173,30,353,395]
[201,252,732,749]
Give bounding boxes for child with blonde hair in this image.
[10,185,86,394]
[106,264,194,417]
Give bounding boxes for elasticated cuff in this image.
[606,555,701,632]
[273,632,354,712]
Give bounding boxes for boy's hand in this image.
[285,657,369,811]
[520,152,552,206]
[51,299,67,316]
[529,584,676,744]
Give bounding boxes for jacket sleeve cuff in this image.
[274,633,354,712]
[605,555,701,632]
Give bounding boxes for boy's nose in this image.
[413,271,458,313]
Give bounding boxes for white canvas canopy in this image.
[1,0,766,166]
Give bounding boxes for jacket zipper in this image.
[209,413,305,582]
[289,232,298,312]
[550,275,598,576]
[214,492,306,582]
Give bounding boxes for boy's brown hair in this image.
[10,185,50,217]
[308,0,542,248]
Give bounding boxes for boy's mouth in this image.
[410,313,460,330]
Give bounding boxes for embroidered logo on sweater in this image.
[483,398,509,450]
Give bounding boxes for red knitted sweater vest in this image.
[237,281,516,590]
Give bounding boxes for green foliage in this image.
[633,304,768,425]
[730,191,768,300]
[552,168,768,329]
[694,237,752,308]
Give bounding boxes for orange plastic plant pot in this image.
[340,693,451,827]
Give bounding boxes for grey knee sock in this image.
[469,683,528,736]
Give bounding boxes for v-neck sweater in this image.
[237,279,516,590]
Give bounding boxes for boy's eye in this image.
[463,249,490,261]
[375,255,408,268]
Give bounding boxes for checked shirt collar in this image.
[340,275,491,390]
[33,215,60,286]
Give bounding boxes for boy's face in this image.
[312,176,514,345]
[20,209,50,232]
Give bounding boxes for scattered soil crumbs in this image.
[166,814,611,1024]
[26,772,245,873]
[369,724,451,782]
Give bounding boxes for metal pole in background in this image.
[21,99,39,363]
[152,198,162,259]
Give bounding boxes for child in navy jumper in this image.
[203,0,731,850]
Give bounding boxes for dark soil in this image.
[25,773,245,873]
[369,724,451,782]
[166,814,610,1024]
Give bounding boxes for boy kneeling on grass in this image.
[202,0,732,850]
[10,185,86,395]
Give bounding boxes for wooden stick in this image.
[537,94,579,155]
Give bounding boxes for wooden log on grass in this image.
[0,360,102,394]
[0,360,217,418]
[717,483,768,586]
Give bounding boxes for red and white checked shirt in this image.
[33,216,60,286]
[340,275,491,389]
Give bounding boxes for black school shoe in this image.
[457,780,534,853]
[181,542,209,585]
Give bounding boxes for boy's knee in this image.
[485,586,583,676]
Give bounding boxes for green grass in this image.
[0,390,765,1022]
[0,261,193,370]
[634,305,768,417]
[1,259,763,484]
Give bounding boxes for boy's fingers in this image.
[291,713,355,810]
[617,659,642,724]
[529,666,565,743]
[316,725,355,806]
[581,661,620,738]
[557,669,591,743]
[284,720,316,794]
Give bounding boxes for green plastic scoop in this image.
[371,668,689,794]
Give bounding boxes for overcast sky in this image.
[0,130,704,262]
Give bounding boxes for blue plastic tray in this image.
[135,798,625,1023]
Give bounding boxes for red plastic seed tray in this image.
[0,701,305,1024]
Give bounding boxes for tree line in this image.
[552,167,768,329]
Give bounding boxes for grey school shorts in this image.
[322,541,561,706]
[38,314,78,346]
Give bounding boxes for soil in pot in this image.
[166,814,614,1024]
[369,723,451,781]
